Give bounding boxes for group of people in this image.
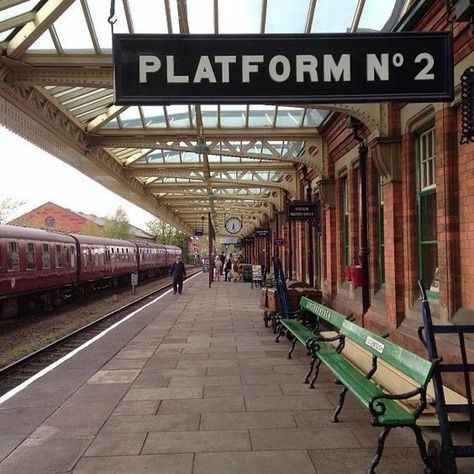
[213,252,240,282]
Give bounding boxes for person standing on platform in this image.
[214,255,223,282]
[219,252,225,275]
[169,255,186,294]
[224,255,232,282]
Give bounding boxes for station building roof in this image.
[0,0,410,236]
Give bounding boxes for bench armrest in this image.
[369,387,427,422]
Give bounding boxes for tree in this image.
[81,220,103,237]
[0,198,25,224]
[102,207,132,240]
[146,218,189,260]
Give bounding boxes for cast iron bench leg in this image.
[368,426,391,474]
[288,337,297,359]
[332,386,348,422]
[410,425,434,473]
[309,359,322,389]
[304,357,316,384]
[275,323,283,343]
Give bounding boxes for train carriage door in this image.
[7,241,20,272]
[41,243,51,270]
[26,242,36,271]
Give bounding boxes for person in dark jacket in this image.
[169,255,186,294]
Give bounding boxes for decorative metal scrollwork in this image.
[369,398,387,420]
[461,67,474,144]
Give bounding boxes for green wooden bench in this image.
[306,317,439,473]
[275,297,348,383]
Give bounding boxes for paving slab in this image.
[194,450,317,474]
[101,413,200,433]
[73,453,193,474]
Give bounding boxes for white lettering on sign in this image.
[136,53,438,86]
[365,336,384,353]
[166,55,189,83]
[324,54,351,82]
[269,55,291,82]
[193,55,217,83]
[214,55,237,83]
[139,55,161,83]
[242,55,264,83]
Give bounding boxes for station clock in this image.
[225,217,242,234]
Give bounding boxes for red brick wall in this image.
[9,202,97,234]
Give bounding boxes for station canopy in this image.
[0,0,402,237]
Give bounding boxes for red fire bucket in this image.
[345,266,352,281]
[350,265,363,287]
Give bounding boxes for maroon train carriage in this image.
[136,242,167,279]
[0,225,77,318]
[71,234,137,288]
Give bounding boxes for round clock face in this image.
[225,217,242,234]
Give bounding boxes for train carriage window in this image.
[41,244,51,269]
[88,248,93,265]
[26,242,36,270]
[7,241,19,272]
[71,246,76,268]
[55,244,64,268]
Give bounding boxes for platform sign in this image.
[113,32,453,105]
[287,202,316,221]
[194,228,204,236]
[255,229,270,237]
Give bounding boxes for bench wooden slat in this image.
[280,320,316,346]
[340,319,434,387]
[299,296,346,330]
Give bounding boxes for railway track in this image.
[0,269,201,398]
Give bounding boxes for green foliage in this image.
[0,198,25,224]
[81,221,103,237]
[146,218,189,259]
[102,207,132,240]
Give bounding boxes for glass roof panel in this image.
[54,1,94,52]
[311,0,357,32]
[162,152,180,163]
[303,109,329,127]
[248,105,275,127]
[87,0,129,52]
[0,0,38,22]
[220,105,246,128]
[0,28,13,42]
[358,0,397,31]
[188,0,214,33]
[201,105,219,128]
[218,0,262,34]
[181,152,201,163]
[142,106,167,128]
[276,107,304,127]
[265,0,310,33]
[28,28,56,51]
[129,0,168,33]
[166,106,191,128]
[120,107,143,128]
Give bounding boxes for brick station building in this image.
[8,201,155,243]
[243,1,474,353]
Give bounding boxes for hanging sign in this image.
[194,228,204,236]
[287,201,316,221]
[255,229,270,237]
[113,32,453,105]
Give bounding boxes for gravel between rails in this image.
[0,273,190,369]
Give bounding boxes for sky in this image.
[0,125,157,230]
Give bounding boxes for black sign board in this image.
[287,202,316,221]
[243,237,254,244]
[113,32,453,104]
[194,228,204,236]
[255,229,270,237]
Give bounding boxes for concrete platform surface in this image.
[1,273,474,473]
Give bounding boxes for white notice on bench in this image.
[365,336,384,353]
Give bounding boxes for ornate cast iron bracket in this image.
[461,66,474,144]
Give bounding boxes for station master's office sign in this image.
[113,32,453,105]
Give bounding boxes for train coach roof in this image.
[70,234,137,247]
[135,241,165,250]
[0,225,76,243]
